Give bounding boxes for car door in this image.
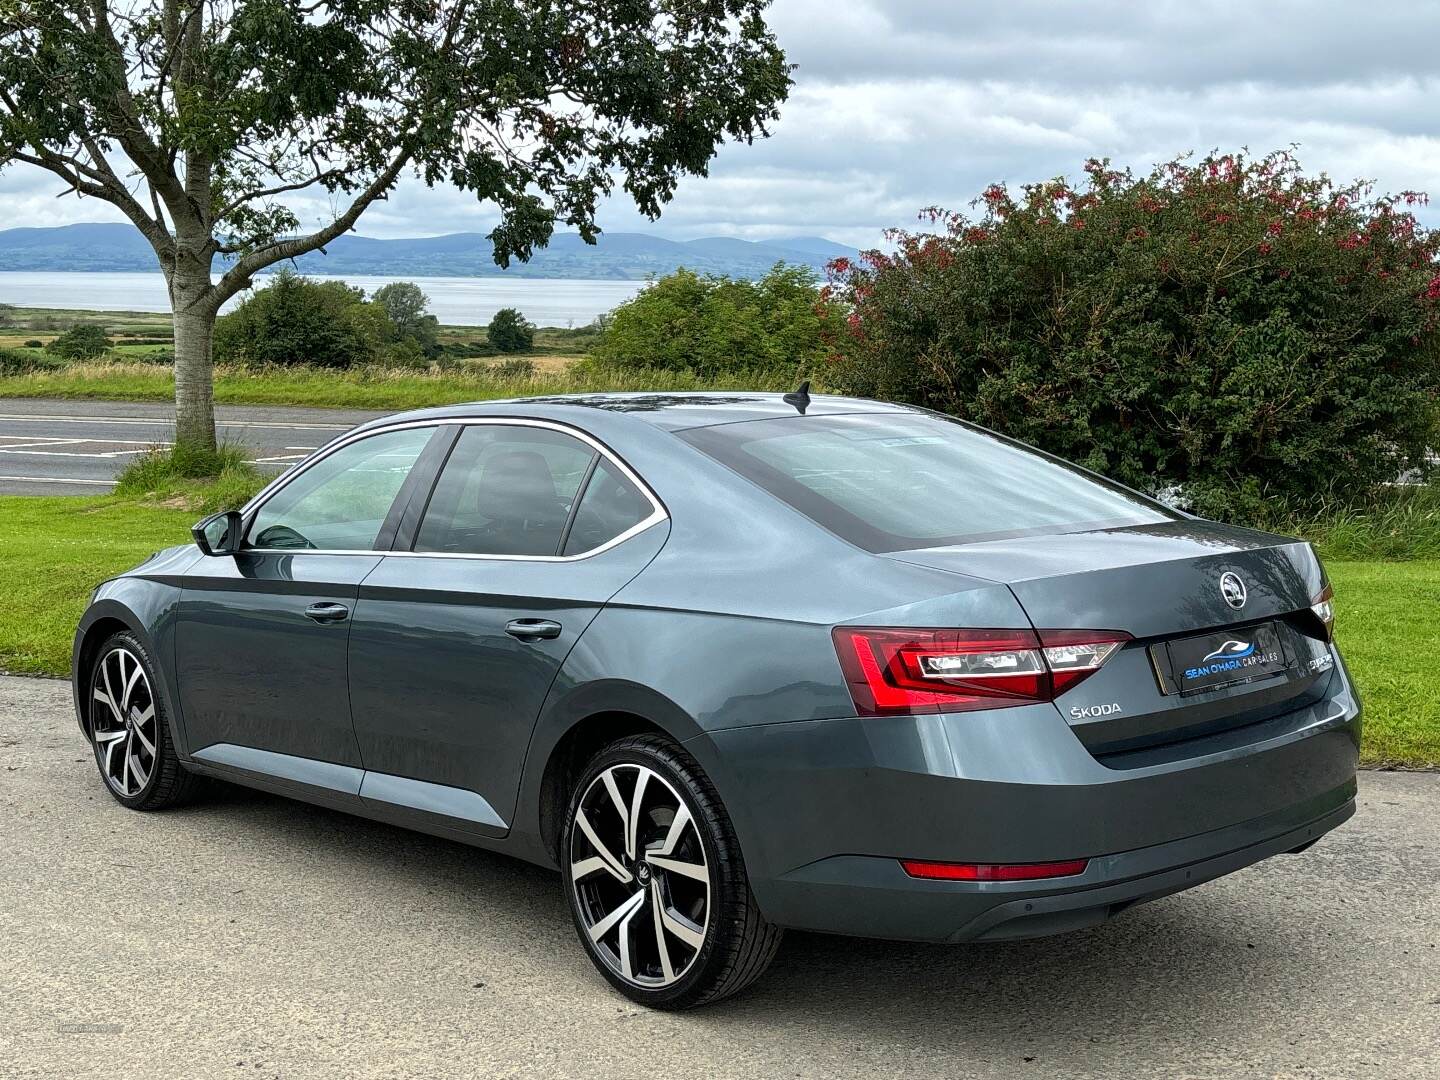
[346,419,668,834]
[175,424,443,789]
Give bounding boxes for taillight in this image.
[1311,584,1336,641]
[831,626,1131,716]
[900,858,1090,881]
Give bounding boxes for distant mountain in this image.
[0,222,861,280]
[0,223,156,272]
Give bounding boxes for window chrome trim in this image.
[240,416,669,562]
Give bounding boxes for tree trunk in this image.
[169,260,218,452]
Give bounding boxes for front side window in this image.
[248,427,434,551]
[682,413,1177,552]
[414,425,596,556]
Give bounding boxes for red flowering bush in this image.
[826,151,1440,518]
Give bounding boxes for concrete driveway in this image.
[2,674,1437,1079]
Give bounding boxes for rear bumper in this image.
[700,670,1360,942]
[758,790,1352,942]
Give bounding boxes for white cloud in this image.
[4,0,1440,250]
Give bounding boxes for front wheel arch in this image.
[73,610,144,738]
[73,599,182,755]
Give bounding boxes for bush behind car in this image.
[825,150,1440,519]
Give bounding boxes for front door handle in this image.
[304,602,350,623]
[505,618,562,641]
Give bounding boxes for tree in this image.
[594,263,841,376]
[0,2,790,449]
[45,323,113,359]
[826,151,1440,517]
[487,306,534,352]
[373,281,439,357]
[213,269,390,368]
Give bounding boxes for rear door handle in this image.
[304,602,350,623]
[505,618,563,641]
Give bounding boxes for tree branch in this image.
[9,144,173,260]
[89,0,196,227]
[212,146,413,306]
[217,167,347,220]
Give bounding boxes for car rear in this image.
[682,407,1360,942]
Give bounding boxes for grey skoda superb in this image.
[74,392,1359,1009]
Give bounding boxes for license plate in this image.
[1167,623,1289,693]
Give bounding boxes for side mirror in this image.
[192,510,243,556]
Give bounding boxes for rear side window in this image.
[681,413,1177,552]
[415,425,594,556]
[562,459,653,556]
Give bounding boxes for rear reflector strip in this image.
[899,858,1090,882]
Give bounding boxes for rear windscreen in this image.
[680,412,1178,552]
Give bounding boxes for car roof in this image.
[359,392,923,433]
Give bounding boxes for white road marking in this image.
[0,438,88,450]
[0,447,149,459]
[0,474,112,486]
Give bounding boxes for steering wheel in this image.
[251,523,316,550]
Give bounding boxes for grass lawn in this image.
[0,497,199,675]
[0,492,1434,768]
[1324,560,1440,768]
[0,360,792,410]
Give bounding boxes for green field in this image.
[0,359,792,410]
[0,494,1433,768]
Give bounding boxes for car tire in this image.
[85,630,202,811]
[563,733,782,1009]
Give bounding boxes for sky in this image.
[3,0,1439,251]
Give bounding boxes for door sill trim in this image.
[188,743,508,830]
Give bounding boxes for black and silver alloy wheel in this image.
[90,645,158,798]
[85,631,200,810]
[570,763,711,988]
[564,735,783,1009]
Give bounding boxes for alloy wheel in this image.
[90,647,158,799]
[570,763,711,988]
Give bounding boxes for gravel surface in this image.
[2,674,1437,1079]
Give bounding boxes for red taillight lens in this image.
[900,858,1089,881]
[832,626,1131,716]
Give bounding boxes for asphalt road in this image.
[0,398,387,495]
[2,675,1437,1080]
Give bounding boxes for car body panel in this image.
[346,522,669,832]
[175,551,382,767]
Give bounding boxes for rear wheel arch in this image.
[538,710,669,864]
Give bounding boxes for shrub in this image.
[0,347,64,375]
[486,307,535,352]
[23,339,43,349]
[45,324,114,360]
[113,443,267,513]
[594,264,841,378]
[827,150,1440,518]
[214,268,393,368]
[491,357,537,379]
[376,338,432,369]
